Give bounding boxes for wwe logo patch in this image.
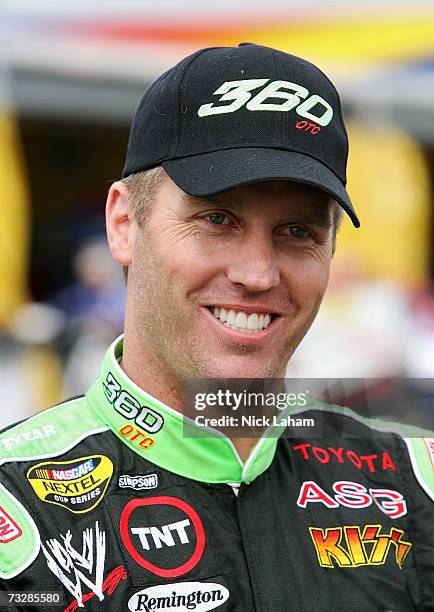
[41,521,106,607]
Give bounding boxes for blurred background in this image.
[1,0,434,428]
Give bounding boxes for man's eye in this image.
[282,225,309,238]
[204,213,229,225]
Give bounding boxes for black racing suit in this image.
[0,337,432,611]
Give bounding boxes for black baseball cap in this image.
[123,43,360,227]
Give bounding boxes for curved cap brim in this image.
[163,148,360,228]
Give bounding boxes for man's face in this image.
[126,175,334,381]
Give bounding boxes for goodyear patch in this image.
[27,455,113,514]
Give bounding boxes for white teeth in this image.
[235,311,248,328]
[247,313,259,330]
[227,309,236,325]
[210,307,274,332]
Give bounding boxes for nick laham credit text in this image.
[195,415,315,428]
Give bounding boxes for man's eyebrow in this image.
[288,210,333,230]
[182,194,248,210]
[182,194,333,229]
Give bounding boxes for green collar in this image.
[86,336,285,485]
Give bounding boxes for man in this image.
[0,43,432,611]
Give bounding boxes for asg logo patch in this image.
[27,455,113,513]
[197,79,333,127]
[120,496,205,578]
[128,582,229,612]
[297,480,407,519]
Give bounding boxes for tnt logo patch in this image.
[120,496,206,579]
[27,455,113,513]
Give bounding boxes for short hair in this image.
[331,201,343,253]
[121,166,166,227]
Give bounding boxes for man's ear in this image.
[106,181,136,266]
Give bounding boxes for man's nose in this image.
[226,231,280,292]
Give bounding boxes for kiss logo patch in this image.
[309,525,412,569]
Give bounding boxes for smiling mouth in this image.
[207,307,278,333]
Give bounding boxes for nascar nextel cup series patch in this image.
[27,455,113,513]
